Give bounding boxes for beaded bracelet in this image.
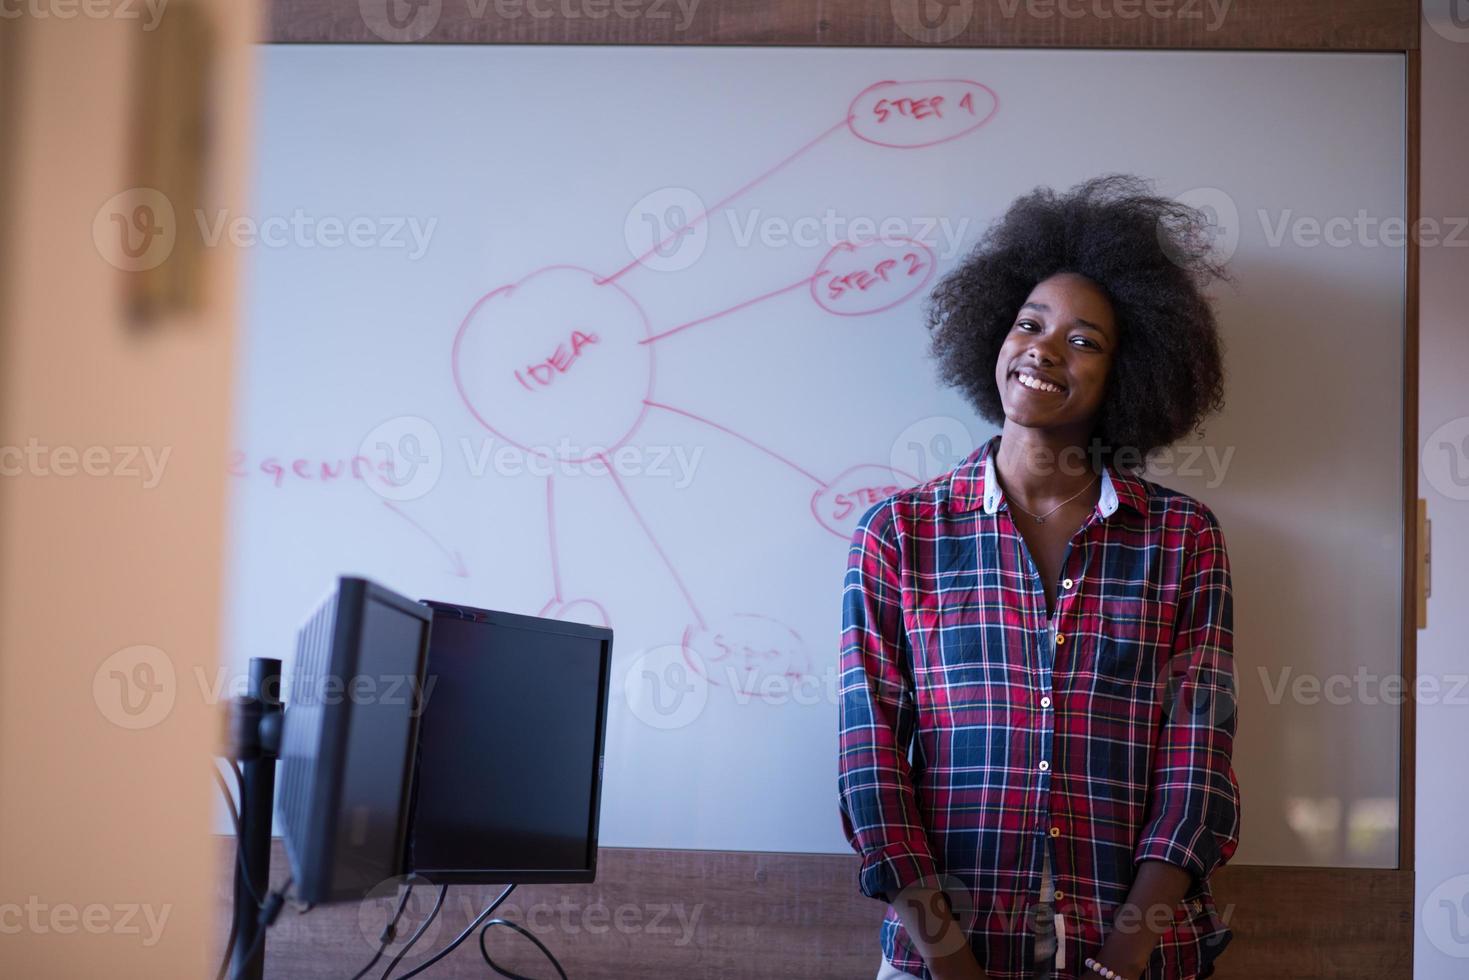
[1084,955,1130,980]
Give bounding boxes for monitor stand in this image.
[225,658,283,980]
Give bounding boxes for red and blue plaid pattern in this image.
[838,433,1240,979]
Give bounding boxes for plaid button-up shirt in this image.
[838,433,1240,979]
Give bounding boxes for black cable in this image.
[229,877,293,980]
[390,885,516,980]
[212,761,252,980]
[224,760,263,909]
[348,884,415,980]
[477,918,568,980]
[377,884,449,979]
[214,759,268,980]
[212,764,241,831]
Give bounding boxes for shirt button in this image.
[1062,578,1074,589]
[1038,760,1050,771]
[1054,890,1065,901]
[1055,633,1066,645]
[1040,695,1052,708]
[1049,826,1061,837]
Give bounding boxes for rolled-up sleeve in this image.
[1134,503,1242,884]
[837,498,940,904]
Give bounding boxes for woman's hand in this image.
[927,946,992,980]
[1089,939,1151,980]
[890,887,992,980]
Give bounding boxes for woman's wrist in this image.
[1090,935,1151,979]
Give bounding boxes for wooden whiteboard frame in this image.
[255,3,1421,976]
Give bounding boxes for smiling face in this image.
[994,272,1119,439]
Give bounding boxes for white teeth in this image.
[1016,372,1062,393]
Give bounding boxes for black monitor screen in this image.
[278,577,432,905]
[405,605,612,883]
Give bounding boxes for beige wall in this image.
[0,3,257,976]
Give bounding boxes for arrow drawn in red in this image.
[383,501,468,577]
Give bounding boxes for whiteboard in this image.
[230,45,1405,862]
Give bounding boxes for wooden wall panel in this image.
[227,842,1411,979]
[269,0,1417,50]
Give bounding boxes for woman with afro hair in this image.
[838,174,1241,980]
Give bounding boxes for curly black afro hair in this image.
[924,173,1231,473]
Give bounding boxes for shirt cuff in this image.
[1133,814,1224,883]
[857,840,943,904]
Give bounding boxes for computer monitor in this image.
[276,577,433,905]
[402,602,613,884]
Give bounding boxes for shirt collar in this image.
[945,433,1148,518]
